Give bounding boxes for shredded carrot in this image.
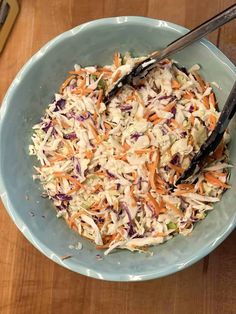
[85,150,94,160]
[122,141,130,152]
[78,78,86,89]
[146,192,161,216]
[173,189,195,196]
[152,118,164,125]
[69,69,100,76]
[89,123,100,142]
[155,174,166,187]
[147,151,160,190]
[98,67,113,75]
[209,114,217,130]
[177,183,194,190]
[202,96,210,109]
[93,111,98,122]
[134,91,145,107]
[60,75,75,94]
[115,154,127,161]
[183,92,194,100]
[144,108,151,119]
[148,113,159,122]
[113,52,120,68]
[171,80,181,89]
[60,119,70,129]
[211,171,227,178]
[209,92,216,107]
[54,172,82,188]
[126,94,136,102]
[212,140,224,159]
[67,187,79,195]
[132,172,137,181]
[112,70,121,83]
[165,201,183,217]
[193,71,205,90]
[68,69,86,75]
[163,102,176,112]
[154,232,167,237]
[135,148,156,155]
[95,171,107,177]
[155,188,168,195]
[96,89,103,110]
[147,162,157,191]
[189,114,195,126]
[204,172,230,189]
[92,184,103,193]
[49,154,66,163]
[68,212,82,228]
[130,186,137,207]
[168,163,184,174]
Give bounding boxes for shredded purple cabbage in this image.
[54,99,66,111]
[94,164,101,172]
[171,107,177,117]
[106,170,116,178]
[42,121,52,133]
[170,154,180,165]
[76,161,82,175]
[76,112,91,121]
[55,193,72,201]
[130,132,142,141]
[189,105,194,113]
[158,95,172,101]
[120,202,135,236]
[120,105,133,112]
[63,132,77,140]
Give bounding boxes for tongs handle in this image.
[104,4,236,105]
[176,81,236,185]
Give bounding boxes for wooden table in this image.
[0,1,235,313]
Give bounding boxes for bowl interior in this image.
[0,17,236,281]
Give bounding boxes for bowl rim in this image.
[0,16,236,282]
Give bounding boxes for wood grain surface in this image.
[0,1,235,313]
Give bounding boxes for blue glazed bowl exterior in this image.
[0,17,235,281]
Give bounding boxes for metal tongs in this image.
[104,4,236,105]
[176,81,236,185]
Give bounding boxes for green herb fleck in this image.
[167,222,177,230]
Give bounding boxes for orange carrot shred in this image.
[204,172,230,189]
[122,141,130,152]
[209,92,216,107]
[96,89,103,110]
[171,80,180,89]
[113,52,120,68]
[112,70,122,83]
[60,75,75,94]
[168,163,184,174]
[209,114,217,130]
[165,201,183,217]
[193,71,206,90]
[202,96,210,109]
[146,192,161,216]
[163,102,176,112]
[183,92,194,100]
[85,150,93,160]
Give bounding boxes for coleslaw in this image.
[29,53,231,255]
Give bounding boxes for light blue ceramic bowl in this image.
[0,17,235,281]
